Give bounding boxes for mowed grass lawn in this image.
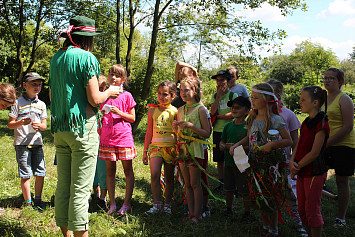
[0,110,354,236]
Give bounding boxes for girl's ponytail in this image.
[322,89,327,114]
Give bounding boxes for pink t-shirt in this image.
[280,106,301,163]
[100,91,136,147]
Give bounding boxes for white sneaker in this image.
[162,206,172,214]
[145,205,161,215]
[202,210,211,218]
[333,218,346,227]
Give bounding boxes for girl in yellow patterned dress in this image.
[143,81,178,215]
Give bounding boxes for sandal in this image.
[117,204,131,216]
[183,214,194,222]
[107,204,117,215]
[190,215,202,224]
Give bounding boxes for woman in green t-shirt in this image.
[49,16,120,237]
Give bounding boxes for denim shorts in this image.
[15,145,46,179]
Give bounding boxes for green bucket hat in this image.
[60,16,102,38]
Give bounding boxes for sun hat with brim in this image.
[60,16,102,38]
[211,70,231,81]
[23,72,45,83]
[227,96,251,110]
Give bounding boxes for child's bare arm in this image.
[290,129,299,151]
[192,107,210,138]
[289,141,300,180]
[175,62,198,82]
[8,116,31,129]
[229,135,249,156]
[217,112,234,120]
[111,106,135,123]
[262,127,292,153]
[143,109,154,165]
[219,139,226,151]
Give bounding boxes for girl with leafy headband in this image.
[230,83,292,237]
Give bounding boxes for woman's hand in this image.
[106,86,121,99]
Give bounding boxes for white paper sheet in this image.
[233,145,250,173]
[110,85,123,92]
[102,104,112,114]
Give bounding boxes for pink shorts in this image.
[99,145,137,161]
[297,173,327,228]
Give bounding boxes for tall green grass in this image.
[0,110,354,236]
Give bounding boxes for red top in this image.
[295,113,330,177]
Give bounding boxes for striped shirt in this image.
[9,95,47,145]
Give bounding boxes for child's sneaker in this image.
[145,205,161,215]
[117,204,131,216]
[189,215,202,224]
[34,201,45,212]
[201,206,211,218]
[24,202,33,208]
[107,204,117,215]
[202,210,211,218]
[162,206,172,214]
[333,218,346,227]
[297,226,308,237]
[97,199,108,212]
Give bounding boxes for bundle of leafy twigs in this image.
[247,145,289,213]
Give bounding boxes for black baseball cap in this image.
[227,96,251,110]
[23,72,45,82]
[211,70,231,81]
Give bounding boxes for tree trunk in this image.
[3,0,25,88]
[116,0,121,64]
[132,0,161,132]
[126,0,135,81]
[15,0,25,88]
[25,0,44,75]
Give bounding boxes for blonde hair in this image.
[227,65,239,79]
[266,79,284,105]
[109,64,128,87]
[180,77,202,102]
[0,83,16,104]
[247,83,279,132]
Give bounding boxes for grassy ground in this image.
[0,110,354,236]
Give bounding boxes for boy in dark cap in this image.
[8,72,47,210]
[219,96,252,222]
